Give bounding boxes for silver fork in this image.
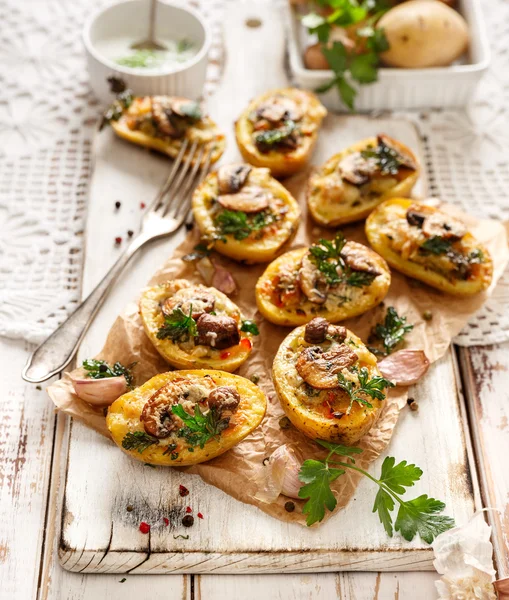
[22,140,213,383]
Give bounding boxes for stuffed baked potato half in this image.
[308,134,419,227]
[103,89,225,164]
[366,198,493,296]
[107,370,266,465]
[235,88,327,178]
[273,319,391,444]
[192,163,301,263]
[255,233,391,326]
[140,280,255,372]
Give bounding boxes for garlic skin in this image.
[255,444,302,503]
[70,372,128,407]
[196,257,237,295]
[433,511,497,600]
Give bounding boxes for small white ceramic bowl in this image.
[83,0,211,106]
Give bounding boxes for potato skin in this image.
[235,88,327,178]
[139,280,252,372]
[365,198,493,296]
[107,370,267,466]
[273,327,382,445]
[378,1,469,68]
[192,167,301,263]
[255,246,391,326]
[308,137,419,227]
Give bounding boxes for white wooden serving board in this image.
[57,1,480,574]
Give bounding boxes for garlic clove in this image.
[70,372,128,406]
[196,256,215,285]
[378,349,430,386]
[212,263,237,295]
[255,444,302,503]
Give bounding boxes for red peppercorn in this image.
[139,522,150,534]
[179,485,189,497]
[163,517,169,526]
[115,236,122,245]
[197,512,204,519]
[186,506,192,514]
[140,202,146,209]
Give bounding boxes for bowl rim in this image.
[82,0,211,78]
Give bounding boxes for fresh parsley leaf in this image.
[349,52,378,84]
[336,76,357,111]
[361,139,405,175]
[240,320,260,335]
[378,456,422,495]
[337,367,394,414]
[254,120,297,152]
[172,404,230,448]
[298,459,344,525]
[316,439,363,458]
[157,306,197,342]
[367,27,390,53]
[371,307,413,355]
[122,431,158,453]
[346,270,377,288]
[373,487,395,537]
[82,358,135,388]
[395,495,455,544]
[419,236,453,256]
[215,209,276,241]
[321,41,348,74]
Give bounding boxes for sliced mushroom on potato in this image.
[140,382,181,438]
[207,386,241,416]
[195,314,241,349]
[342,245,382,276]
[422,212,467,240]
[162,292,216,320]
[377,134,418,171]
[256,96,303,123]
[304,317,347,345]
[217,164,252,195]
[217,186,272,213]
[338,152,378,186]
[296,344,358,389]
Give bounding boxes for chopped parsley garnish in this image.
[298,440,455,542]
[337,366,394,414]
[419,236,453,256]
[215,209,276,241]
[240,320,260,335]
[370,307,413,355]
[308,232,377,288]
[122,431,159,453]
[157,306,197,342]
[360,140,405,175]
[116,49,164,69]
[100,89,134,130]
[172,404,230,448]
[468,248,484,264]
[82,358,135,388]
[254,120,297,152]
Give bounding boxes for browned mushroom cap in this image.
[151,97,202,138]
[296,344,358,389]
[217,164,252,195]
[151,97,182,138]
[342,243,382,276]
[405,203,435,227]
[195,314,240,349]
[207,386,240,415]
[304,317,329,344]
[422,211,467,241]
[256,96,303,123]
[298,254,330,305]
[140,382,181,438]
[377,134,417,171]
[166,97,202,120]
[217,186,271,213]
[338,152,378,186]
[162,292,215,320]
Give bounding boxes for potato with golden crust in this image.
[107,370,266,466]
[255,233,391,326]
[235,88,327,178]
[140,280,254,372]
[365,198,493,296]
[192,163,301,263]
[308,134,419,227]
[106,94,225,163]
[273,319,389,445]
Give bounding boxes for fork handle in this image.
[22,234,149,383]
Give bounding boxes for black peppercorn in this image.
[182,515,194,527]
[99,364,108,373]
[185,222,194,231]
[284,501,295,513]
[127,230,134,237]
[115,201,121,209]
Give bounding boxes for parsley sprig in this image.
[82,358,135,388]
[337,366,394,414]
[369,307,413,355]
[254,120,297,152]
[240,320,260,335]
[122,431,159,453]
[172,404,230,448]
[157,306,197,342]
[298,440,455,543]
[361,141,405,175]
[215,209,276,241]
[308,232,377,288]
[419,236,453,256]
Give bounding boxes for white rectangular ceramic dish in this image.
[286,0,490,112]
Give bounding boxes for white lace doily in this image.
[0,0,506,346]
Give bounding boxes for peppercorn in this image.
[279,416,291,430]
[185,222,194,231]
[409,402,419,412]
[35,385,41,390]
[182,515,194,527]
[127,230,134,238]
[422,310,433,321]
[126,505,133,512]
[99,364,108,373]
[115,201,121,209]
[179,485,189,497]
[115,236,122,245]
[284,501,295,513]
[407,397,415,405]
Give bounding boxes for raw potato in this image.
[235,88,327,178]
[111,96,225,163]
[255,245,391,326]
[139,279,253,372]
[107,370,267,466]
[378,1,469,68]
[365,198,493,296]
[192,166,301,263]
[273,326,383,445]
[307,136,419,227]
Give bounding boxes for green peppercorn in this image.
[422,310,433,321]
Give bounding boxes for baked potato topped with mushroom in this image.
[255,232,391,326]
[273,319,392,444]
[308,134,419,227]
[103,88,225,164]
[235,88,327,178]
[107,370,266,466]
[140,280,255,372]
[366,198,493,296]
[192,163,301,263]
